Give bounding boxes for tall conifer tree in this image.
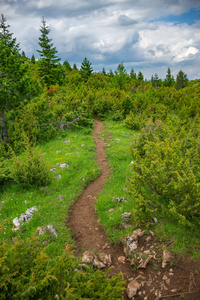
[0,14,26,143]
[37,18,60,87]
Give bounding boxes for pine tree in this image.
[164,67,174,87]
[101,67,106,75]
[113,62,129,89]
[37,18,60,87]
[175,70,188,90]
[0,14,26,143]
[130,68,136,80]
[137,71,144,81]
[151,73,161,88]
[73,63,78,70]
[63,60,72,71]
[80,57,93,82]
[31,54,36,64]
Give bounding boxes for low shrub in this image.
[127,121,200,227]
[10,139,51,188]
[0,235,125,299]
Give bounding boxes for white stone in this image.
[47,225,57,237]
[82,251,96,264]
[127,280,140,298]
[99,253,112,267]
[60,163,69,168]
[13,217,20,228]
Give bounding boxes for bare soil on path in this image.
[68,119,200,300]
[68,119,134,280]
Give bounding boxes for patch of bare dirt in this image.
[67,119,200,300]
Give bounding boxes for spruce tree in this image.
[101,67,106,75]
[130,68,136,79]
[137,71,144,81]
[0,14,26,143]
[175,70,188,90]
[164,67,174,87]
[37,18,60,87]
[80,57,93,82]
[31,54,36,64]
[113,62,129,89]
[63,60,72,71]
[73,63,78,70]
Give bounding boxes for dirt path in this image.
[68,119,200,300]
[68,119,134,281]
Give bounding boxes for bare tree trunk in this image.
[1,108,8,144]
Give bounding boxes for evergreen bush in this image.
[10,138,51,188]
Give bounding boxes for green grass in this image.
[96,120,137,243]
[0,127,101,258]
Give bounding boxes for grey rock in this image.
[57,196,64,201]
[99,253,112,267]
[56,150,61,154]
[37,226,47,235]
[121,212,131,219]
[64,139,70,144]
[26,206,37,216]
[19,213,30,223]
[127,279,140,298]
[81,144,85,147]
[93,258,106,269]
[50,167,56,172]
[116,197,127,203]
[82,251,96,264]
[162,249,171,268]
[47,225,57,237]
[13,217,20,228]
[60,163,69,168]
[55,174,62,180]
[37,225,57,237]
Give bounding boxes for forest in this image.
[1,14,200,299]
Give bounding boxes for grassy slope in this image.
[0,127,100,258]
[1,120,200,261]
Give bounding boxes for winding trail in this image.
[68,119,133,281]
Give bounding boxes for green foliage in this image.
[164,67,174,87]
[37,18,61,87]
[62,106,93,129]
[113,62,129,90]
[0,236,125,299]
[175,70,188,90]
[80,57,93,82]
[0,157,11,186]
[0,14,27,143]
[127,121,200,227]
[10,138,51,188]
[124,111,147,130]
[137,71,144,81]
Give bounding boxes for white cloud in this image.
[1,0,200,79]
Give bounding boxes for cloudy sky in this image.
[1,0,200,79]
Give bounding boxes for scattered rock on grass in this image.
[37,225,57,237]
[12,206,37,230]
[121,212,131,220]
[55,174,62,180]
